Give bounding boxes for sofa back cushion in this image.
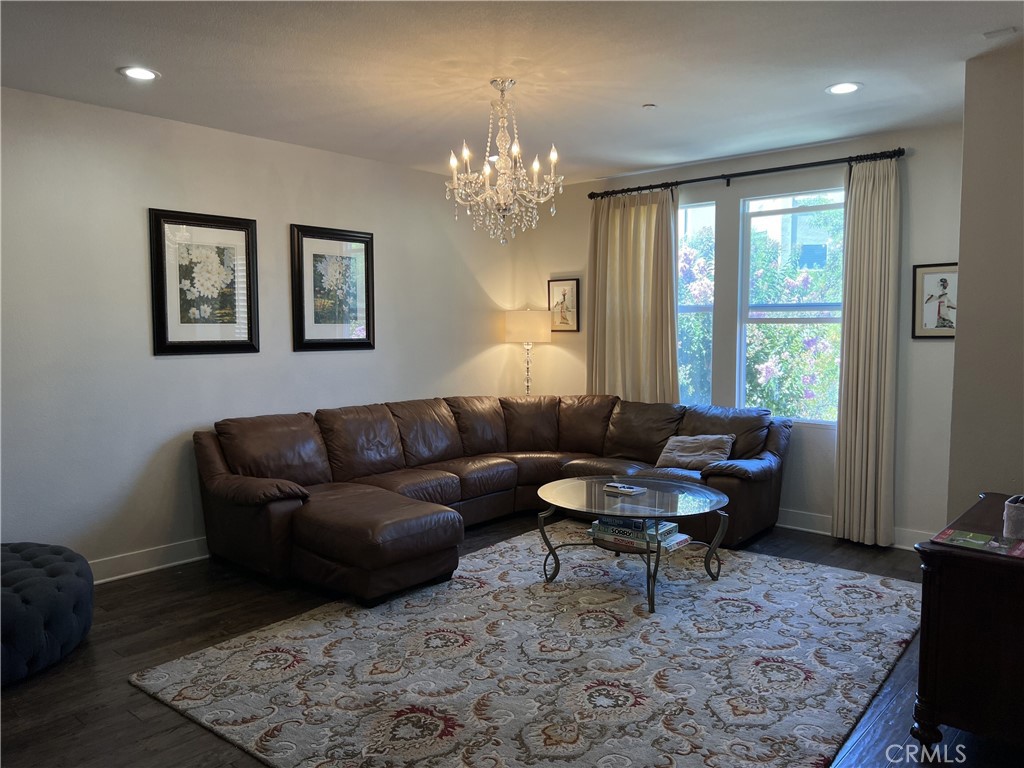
[679,404,772,459]
[604,401,686,464]
[500,396,559,451]
[315,404,406,482]
[558,395,619,454]
[386,398,463,467]
[215,413,331,487]
[444,396,508,454]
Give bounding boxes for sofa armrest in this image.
[194,430,309,505]
[703,474,777,547]
[194,430,308,579]
[205,474,309,506]
[700,452,780,482]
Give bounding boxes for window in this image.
[677,202,715,404]
[741,190,845,421]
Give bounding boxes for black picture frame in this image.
[912,262,958,339]
[548,277,581,332]
[149,208,259,355]
[290,224,375,351]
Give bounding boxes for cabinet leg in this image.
[910,703,942,746]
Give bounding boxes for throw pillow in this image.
[656,434,736,470]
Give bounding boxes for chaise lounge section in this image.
[193,395,792,603]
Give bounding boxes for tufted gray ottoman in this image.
[1,542,94,686]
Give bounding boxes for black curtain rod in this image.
[587,147,906,200]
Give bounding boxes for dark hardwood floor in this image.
[1,518,1016,767]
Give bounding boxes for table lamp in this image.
[505,309,552,395]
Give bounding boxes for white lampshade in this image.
[505,309,552,343]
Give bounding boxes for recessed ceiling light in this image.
[825,82,861,95]
[642,103,658,110]
[118,66,160,81]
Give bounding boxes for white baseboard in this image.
[777,507,935,552]
[90,537,209,584]
[893,526,936,552]
[777,506,832,535]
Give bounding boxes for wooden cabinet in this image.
[912,492,1024,745]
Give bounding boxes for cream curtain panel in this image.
[586,189,678,402]
[833,159,901,545]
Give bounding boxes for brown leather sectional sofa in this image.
[193,395,792,603]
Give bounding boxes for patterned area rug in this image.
[130,521,920,768]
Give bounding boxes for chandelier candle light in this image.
[446,79,564,244]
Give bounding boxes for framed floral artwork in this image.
[149,208,259,355]
[290,224,375,351]
[912,262,958,338]
[548,278,580,332]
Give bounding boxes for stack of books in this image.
[590,517,692,553]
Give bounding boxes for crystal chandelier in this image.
[446,79,564,245]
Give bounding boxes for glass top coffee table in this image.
[537,475,730,612]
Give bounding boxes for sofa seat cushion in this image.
[422,456,517,499]
[561,457,651,478]
[292,487,463,571]
[305,481,386,500]
[495,452,592,485]
[351,469,461,506]
[632,466,705,484]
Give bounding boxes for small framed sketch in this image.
[149,208,259,355]
[290,224,374,351]
[912,263,958,339]
[548,278,580,332]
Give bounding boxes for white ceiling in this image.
[2,1,1021,183]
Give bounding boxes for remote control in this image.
[603,482,646,495]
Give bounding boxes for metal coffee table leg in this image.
[643,539,663,613]
[538,505,560,582]
[703,510,728,580]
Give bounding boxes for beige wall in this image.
[0,88,522,579]
[516,123,966,547]
[947,40,1024,517]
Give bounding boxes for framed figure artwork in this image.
[290,224,375,351]
[912,263,958,339]
[149,208,259,355]
[548,278,580,332]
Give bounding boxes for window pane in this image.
[678,202,715,404]
[742,187,844,422]
[748,204,844,307]
[678,311,712,404]
[679,204,715,308]
[744,321,842,421]
[746,189,844,213]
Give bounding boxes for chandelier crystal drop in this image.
[446,79,564,245]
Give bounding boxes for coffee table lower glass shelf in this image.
[537,476,730,612]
